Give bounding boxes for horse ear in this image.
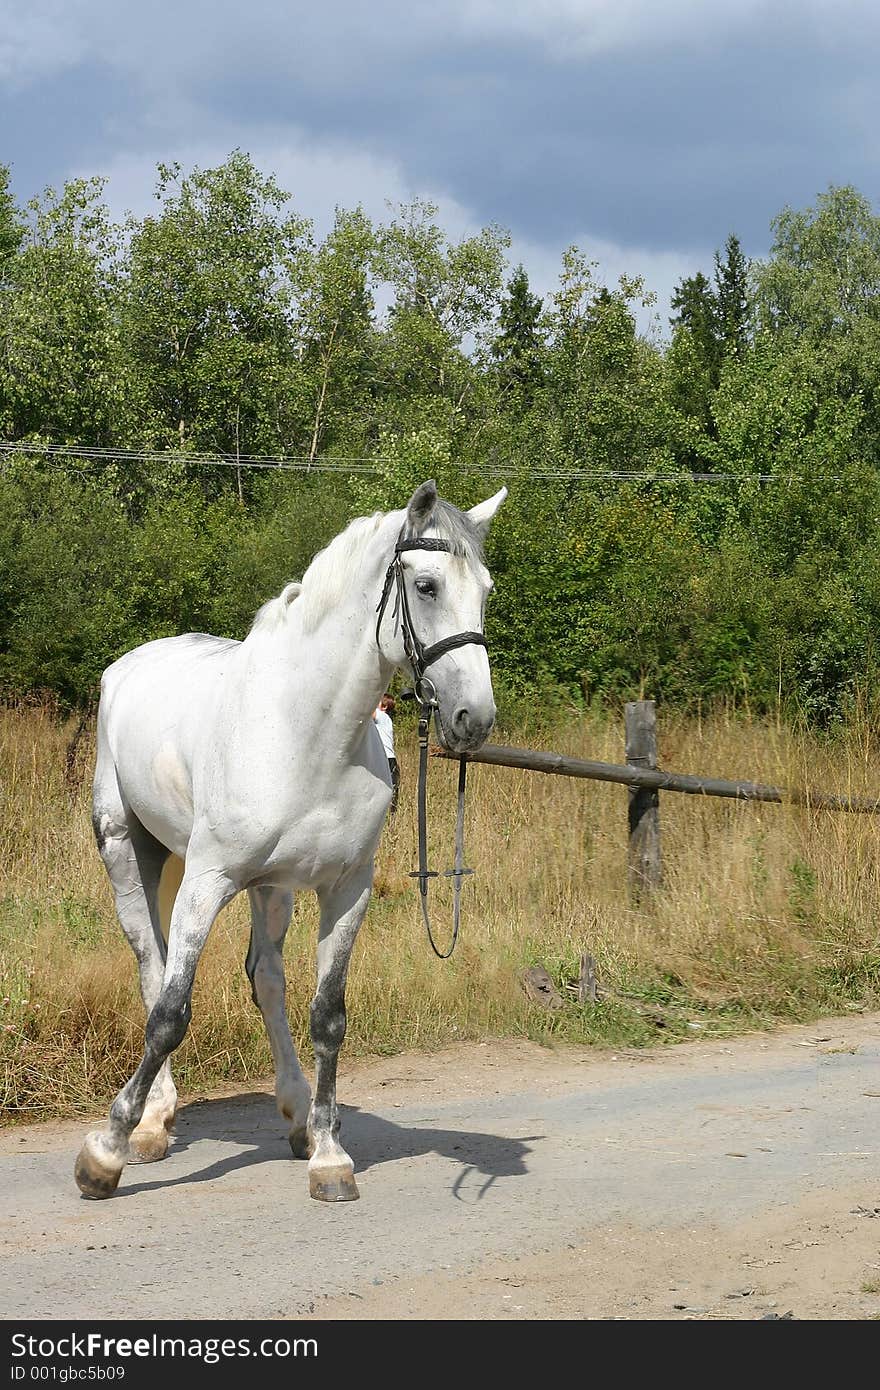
[468,486,507,535]
[406,479,438,534]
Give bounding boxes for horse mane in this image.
[297,511,388,633]
[249,497,485,637]
[249,581,303,634]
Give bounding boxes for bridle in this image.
[375,533,487,707]
[375,529,487,957]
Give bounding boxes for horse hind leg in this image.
[131,852,185,1161]
[75,857,235,1198]
[90,790,179,1166]
[246,887,312,1158]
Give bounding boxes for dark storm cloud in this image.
[193,22,878,256]
[3,1,879,262]
[1,61,143,198]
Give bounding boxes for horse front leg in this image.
[307,869,373,1202]
[74,866,236,1198]
[246,886,312,1158]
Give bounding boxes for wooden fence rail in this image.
[433,738,880,816]
[432,698,880,896]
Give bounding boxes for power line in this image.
[0,438,831,484]
[0,441,381,475]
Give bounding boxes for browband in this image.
[395,538,453,554]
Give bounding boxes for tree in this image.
[0,164,23,275]
[0,177,122,445]
[543,248,670,471]
[670,270,718,375]
[119,152,309,484]
[491,264,545,407]
[0,164,25,436]
[756,185,880,338]
[293,207,378,463]
[754,185,880,466]
[666,238,751,461]
[714,233,750,359]
[373,200,509,437]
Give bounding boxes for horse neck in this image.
[273,515,399,745]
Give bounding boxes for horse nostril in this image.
[452,706,471,738]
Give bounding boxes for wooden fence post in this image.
[625,700,662,897]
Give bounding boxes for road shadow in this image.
[114,1091,542,1203]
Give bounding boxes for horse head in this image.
[378,479,506,754]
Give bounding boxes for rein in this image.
[376,532,484,958]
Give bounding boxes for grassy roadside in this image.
[2,699,880,1121]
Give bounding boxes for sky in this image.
[2,0,879,334]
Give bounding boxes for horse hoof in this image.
[289,1127,312,1160]
[129,1126,170,1164]
[309,1165,359,1202]
[74,1133,124,1199]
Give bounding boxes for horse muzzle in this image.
[436,700,496,754]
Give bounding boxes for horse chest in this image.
[251,771,390,888]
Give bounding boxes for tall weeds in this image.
[2,700,879,1120]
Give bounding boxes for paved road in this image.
[2,1015,879,1320]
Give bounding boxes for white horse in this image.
[75,479,506,1202]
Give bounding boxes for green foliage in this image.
[373,199,509,439]
[670,270,720,381]
[118,152,309,475]
[294,207,379,461]
[753,185,880,471]
[756,185,880,342]
[0,467,136,703]
[504,251,672,477]
[491,264,545,410]
[667,234,750,457]
[714,233,751,359]
[0,179,122,444]
[2,160,880,724]
[0,164,24,273]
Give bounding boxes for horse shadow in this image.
[115,1090,542,1203]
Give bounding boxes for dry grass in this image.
[2,698,880,1121]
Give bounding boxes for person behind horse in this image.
[373,692,399,813]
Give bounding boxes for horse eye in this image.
[415,578,436,598]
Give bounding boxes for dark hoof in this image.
[74,1147,123,1199]
[289,1127,312,1160]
